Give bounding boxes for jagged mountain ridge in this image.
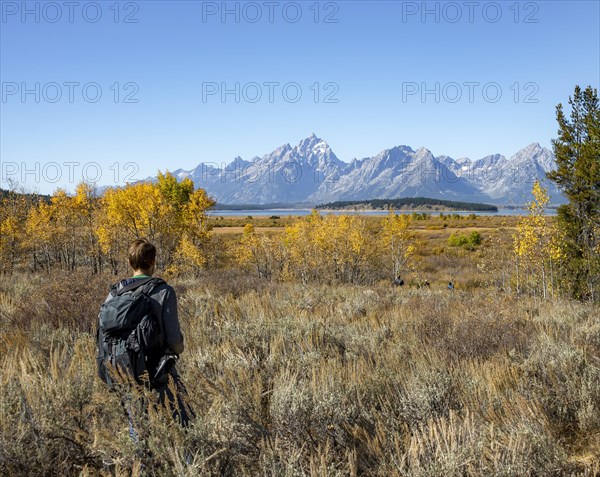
[168,134,563,205]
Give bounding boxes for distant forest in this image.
[0,189,50,202]
[316,197,499,212]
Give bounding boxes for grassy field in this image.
[0,215,598,476]
[207,213,519,232]
[209,214,518,288]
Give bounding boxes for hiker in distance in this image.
[96,238,193,429]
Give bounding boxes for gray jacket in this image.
[104,277,184,355]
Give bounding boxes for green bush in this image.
[448,231,482,250]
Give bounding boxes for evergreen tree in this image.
[547,85,600,300]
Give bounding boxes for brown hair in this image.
[128,238,156,272]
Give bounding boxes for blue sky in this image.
[1,0,599,193]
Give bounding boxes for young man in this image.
[98,238,192,428]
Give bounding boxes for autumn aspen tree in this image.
[380,210,414,281]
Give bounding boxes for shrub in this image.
[519,337,600,438]
[448,231,482,250]
[13,270,111,333]
[0,275,598,476]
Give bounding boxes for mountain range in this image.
[166,134,563,205]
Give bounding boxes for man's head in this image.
[128,238,156,275]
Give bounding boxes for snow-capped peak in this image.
[160,136,562,205]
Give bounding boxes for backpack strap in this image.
[116,277,164,296]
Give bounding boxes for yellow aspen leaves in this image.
[513,181,561,298]
[97,172,215,274]
[283,210,374,283]
[380,209,414,279]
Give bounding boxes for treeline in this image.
[317,197,498,212]
[238,181,585,300]
[0,176,597,300]
[0,180,418,284]
[0,188,50,202]
[0,173,215,276]
[235,210,414,284]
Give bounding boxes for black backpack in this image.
[96,277,165,388]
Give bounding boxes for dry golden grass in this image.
[211,227,284,235]
[207,214,521,236]
[0,266,598,476]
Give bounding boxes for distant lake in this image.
[208,208,558,217]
